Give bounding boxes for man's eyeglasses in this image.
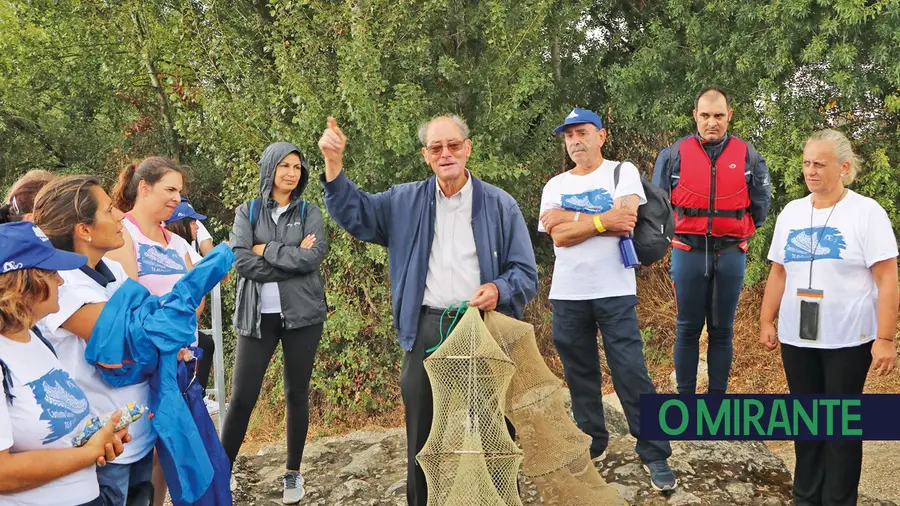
[425,140,466,157]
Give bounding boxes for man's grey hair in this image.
[417,114,470,146]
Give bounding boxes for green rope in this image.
[426,300,469,353]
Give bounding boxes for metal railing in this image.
[203,282,227,429]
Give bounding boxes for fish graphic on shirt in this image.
[137,243,188,276]
[560,188,614,214]
[27,369,90,444]
[784,226,846,262]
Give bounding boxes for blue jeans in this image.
[551,295,672,463]
[670,247,746,394]
[96,449,154,506]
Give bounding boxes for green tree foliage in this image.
[1,0,898,420]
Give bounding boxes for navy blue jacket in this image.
[322,171,538,351]
[652,134,772,250]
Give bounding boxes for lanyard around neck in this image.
[807,190,846,289]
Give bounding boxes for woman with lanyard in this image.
[32,175,157,505]
[105,157,199,506]
[759,129,898,506]
[223,142,328,505]
[0,221,130,506]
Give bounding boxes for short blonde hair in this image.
[805,129,860,185]
[0,268,57,334]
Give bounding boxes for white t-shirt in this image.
[37,259,156,464]
[539,159,647,300]
[195,220,212,246]
[768,190,899,349]
[260,205,291,314]
[0,332,99,505]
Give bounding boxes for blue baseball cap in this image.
[0,222,87,274]
[553,107,604,134]
[165,198,207,224]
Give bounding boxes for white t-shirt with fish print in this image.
[768,190,899,349]
[0,331,99,505]
[538,159,647,300]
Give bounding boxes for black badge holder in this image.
[797,289,823,341]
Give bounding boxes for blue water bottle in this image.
[619,235,640,269]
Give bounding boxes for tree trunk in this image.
[550,5,567,173]
[131,7,181,162]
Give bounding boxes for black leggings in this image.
[220,315,323,470]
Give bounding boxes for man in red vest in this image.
[652,87,771,395]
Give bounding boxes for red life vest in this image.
[671,136,756,239]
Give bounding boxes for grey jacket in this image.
[230,142,328,338]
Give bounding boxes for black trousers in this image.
[220,314,323,470]
[401,308,517,506]
[781,341,872,506]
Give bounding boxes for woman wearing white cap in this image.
[0,221,130,506]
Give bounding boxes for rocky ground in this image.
[228,393,898,505]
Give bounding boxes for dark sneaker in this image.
[645,459,677,491]
[282,471,305,504]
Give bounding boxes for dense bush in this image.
[3,0,898,424]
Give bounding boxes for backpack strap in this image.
[613,160,633,191]
[300,201,308,232]
[31,326,57,358]
[747,143,760,178]
[248,197,263,230]
[1,357,13,405]
[665,138,684,199]
[2,328,57,405]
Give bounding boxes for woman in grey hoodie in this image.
[222,142,328,505]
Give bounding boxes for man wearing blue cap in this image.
[539,107,676,491]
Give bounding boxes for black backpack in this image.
[613,160,675,266]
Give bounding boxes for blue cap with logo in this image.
[553,107,604,134]
[0,221,87,274]
[165,197,207,224]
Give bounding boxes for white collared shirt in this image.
[422,174,482,309]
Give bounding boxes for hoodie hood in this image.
[259,141,309,206]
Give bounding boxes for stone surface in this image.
[669,354,709,393]
[225,396,897,506]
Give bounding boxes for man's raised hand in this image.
[318,117,347,182]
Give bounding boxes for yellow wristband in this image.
[593,215,606,233]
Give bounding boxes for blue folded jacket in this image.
[85,244,235,503]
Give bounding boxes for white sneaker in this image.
[282,471,305,504]
[204,396,219,415]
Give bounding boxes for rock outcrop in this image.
[229,394,899,505]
